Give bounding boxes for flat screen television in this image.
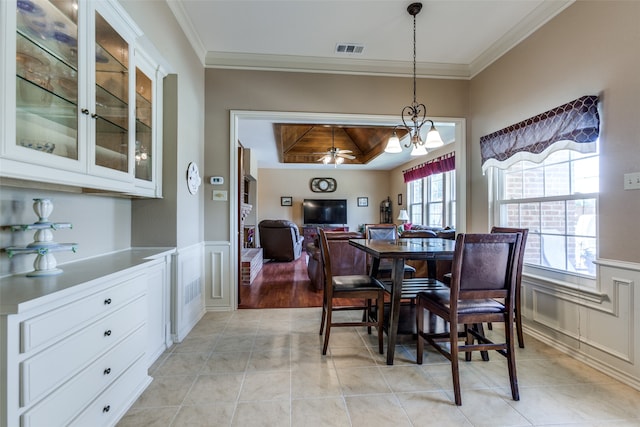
[303,199,347,225]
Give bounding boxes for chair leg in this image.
[367,298,372,335]
[377,294,384,354]
[319,303,326,335]
[416,301,424,364]
[474,323,490,361]
[515,290,525,348]
[505,317,520,401]
[450,321,462,406]
[322,304,332,355]
[464,323,473,362]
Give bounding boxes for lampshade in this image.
[410,144,428,156]
[397,209,409,221]
[384,131,403,153]
[424,123,444,148]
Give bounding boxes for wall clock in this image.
[186,162,202,195]
[310,177,336,192]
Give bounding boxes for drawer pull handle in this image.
[104,330,112,337]
[104,298,112,305]
[103,405,111,413]
[103,368,111,375]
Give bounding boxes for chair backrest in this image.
[318,229,334,296]
[448,233,522,306]
[491,226,528,290]
[365,224,398,241]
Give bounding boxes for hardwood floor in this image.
[239,254,323,309]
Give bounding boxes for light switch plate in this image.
[212,190,228,201]
[624,172,640,190]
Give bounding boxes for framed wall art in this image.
[357,197,368,207]
[281,196,292,206]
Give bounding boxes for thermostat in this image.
[210,176,224,185]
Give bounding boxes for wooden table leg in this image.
[386,257,405,365]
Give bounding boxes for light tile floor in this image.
[118,308,640,426]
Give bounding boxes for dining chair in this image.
[441,227,528,348]
[318,229,386,355]
[491,226,529,348]
[364,224,416,278]
[415,233,522,405]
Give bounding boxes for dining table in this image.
[349,237,456,365]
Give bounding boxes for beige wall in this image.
[255,169,394,234]
[204,69,469,241]
[121,0,205,248]
[468,1,640,263]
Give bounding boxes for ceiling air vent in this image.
[335,43,364,54]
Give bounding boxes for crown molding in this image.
[204,52,471,80]
[166,0,207,65]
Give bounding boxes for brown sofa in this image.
[258,219,304,261]
[307,231,366,290]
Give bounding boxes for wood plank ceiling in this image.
[274,124,409,165]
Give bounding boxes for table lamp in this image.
[397,209,409,223]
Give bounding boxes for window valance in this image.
[403,152,455,183]
[480,95,600,172]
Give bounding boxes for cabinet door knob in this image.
[81,108,90,115]
[104,330,112,337]
[103,368,111,375]
[103,405,111,413]
[104,298,112,305]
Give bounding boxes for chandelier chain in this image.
[412,12,417,106]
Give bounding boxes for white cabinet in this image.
[0,0,163,197]
[0,249,174,427]
[132,47,166,198]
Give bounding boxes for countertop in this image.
[0,248,175,315]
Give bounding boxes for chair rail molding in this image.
[522,257,640,392]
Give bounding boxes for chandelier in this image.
[385,2,443,156]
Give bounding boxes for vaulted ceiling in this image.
[275,125,409,165]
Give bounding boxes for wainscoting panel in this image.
[204,241,232,311]
[172,243,205,342]
[523,259,640,390]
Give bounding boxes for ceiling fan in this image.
[313,127,356,166]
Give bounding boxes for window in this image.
[494,148,598,278]
[408,170,456,228]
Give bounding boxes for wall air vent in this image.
[335,43,364,54]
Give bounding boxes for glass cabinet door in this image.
[15,0,79,161]
[135,67,152,181]
[94,11,129,173]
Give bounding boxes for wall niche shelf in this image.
[4,199,77,277]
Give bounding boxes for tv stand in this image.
[302,225,349,252]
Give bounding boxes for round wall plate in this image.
[186,162,202,195]
[310,177,336,192]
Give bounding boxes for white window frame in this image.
[489,150,599,290]
[407,169,456,228]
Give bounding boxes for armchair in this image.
[258,219,304,261]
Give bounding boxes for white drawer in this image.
[20,295,147,407]
[70,355,150,427]
[21,325,147,427]
[20,273,146,353]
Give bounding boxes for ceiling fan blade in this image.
[337,149,352,154]
[338,153,356,160]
